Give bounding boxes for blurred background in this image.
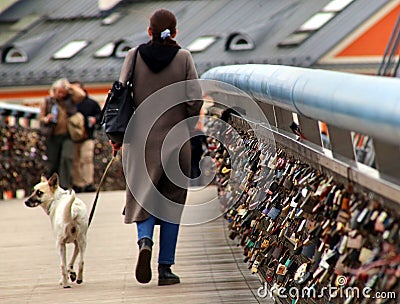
[1,0,400,199]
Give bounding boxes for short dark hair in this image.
[70,79,84,88]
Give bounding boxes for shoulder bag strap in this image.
[100,46,140,124]
[126,46,140,87]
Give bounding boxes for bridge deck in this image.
[0,188,268,304]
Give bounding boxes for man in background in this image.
[39,78,85,189]
[71,80,102,193]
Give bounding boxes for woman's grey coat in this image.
[119,47,203,224]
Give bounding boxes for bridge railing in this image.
[201,64,400,206]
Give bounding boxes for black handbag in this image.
[100,47,139,143]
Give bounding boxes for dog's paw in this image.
[59,279,71,288]
[69,271,77,282]
[76,279,83,284]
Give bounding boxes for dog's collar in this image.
[45,204,51,215]
[46,189,65,216]
[45,202,53,216]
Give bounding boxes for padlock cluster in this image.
[204,116,399,304]
[1,124,47,199]
[0,123,125,199]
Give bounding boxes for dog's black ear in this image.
[48,173,59,188]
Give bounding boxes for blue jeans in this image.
[136,215,179,265]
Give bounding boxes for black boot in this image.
[135,238,153,284]
[158,264,180,286]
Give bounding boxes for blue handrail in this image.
[201,64,400,146]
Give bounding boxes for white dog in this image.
[25,173,88,288]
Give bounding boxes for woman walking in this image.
[111,9,203,286]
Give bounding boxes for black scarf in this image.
[138,41,181,73]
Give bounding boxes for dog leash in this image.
[88,150,118,227]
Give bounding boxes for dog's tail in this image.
[63,191,76,223]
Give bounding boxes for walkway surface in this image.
[0,187,270,304]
